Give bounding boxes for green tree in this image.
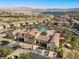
[16,32,21,40]
[59,41,65,58]
[65,30,72,42]
[65,52,74,59]
[58,39,65,58]
[0,48,13,57]
[18,53,24,59]
[30,36,36,50]
[25,53,31,59]
[18,53,31,59]
[40,32,47,36]
[3,30,13,38]
[71,37,79,49]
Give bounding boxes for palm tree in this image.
[30,36,36,50]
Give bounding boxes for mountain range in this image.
[0,7,79,14]
[47,8,79,11]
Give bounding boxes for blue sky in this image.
[0,0,79,8]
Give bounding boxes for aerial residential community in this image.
[0,0,79,59]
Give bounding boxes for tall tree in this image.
[30,36,36,50]
[18,53,31,59]
[65,30,72,42]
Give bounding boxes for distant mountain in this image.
[0,7,32,10]
[0,7,79,15]
[46,8,79,11]
[0,7,46,14]
[68,8,79,11]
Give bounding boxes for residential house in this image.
[46,30,55,36]
[21,28,41,43]
[51,33,60,48]
[50,15,54,18]
[47,33,60,50]
[14,22,21,27]
[30,48,57,59]
[57,19,70,27]
[36,35,50,44]
[12,29,23,39]
[28,28,41,38]
[45,16,51,21]
[3,23,10,29]
[0,22,10,29]
[26,20,34,25]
